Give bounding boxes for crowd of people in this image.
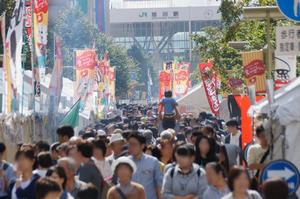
[0,91,292,199]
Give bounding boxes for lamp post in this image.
[243,6,284,78]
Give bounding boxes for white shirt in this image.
[247,143,269,175]
[33,169,47,177]
[230,131,241,147]
[93,157,113,179]
[11,179,31,199]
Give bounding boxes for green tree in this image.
[192,0,291,94]
[49,6,134,97]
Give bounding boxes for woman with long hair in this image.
[194,136,218,168]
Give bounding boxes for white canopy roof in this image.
[248,77,300,117]
[177,83,211,115]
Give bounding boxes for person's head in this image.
[77,183,99,199]
[164,90,173,98]
[256,125,268,147]
[190,129,202,144]
[205,162,227,186]
[226,119,239,135]
[15,145,35,173]
[50,142,60,161]
[262,179,289,199]
[35,141,50,154]
[36,178,62,199]
[109,133,125,156]
[93,139,107,159]
[66,145,77,160]
[57,143,69,158]
[76,141,93,162]
[112,156,137,184]
[0,142,6,159]
[56,126,74,143]
[201,126,216,139]
[195,136,215,162]
[46,166,67,190]
[228,167,250,192]
[37,152,53,169]
[128,132,146,157]
[57,157,78,180]
[160,139,173,159]
[175,144,195,169]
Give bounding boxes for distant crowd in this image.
[0,91,292,199]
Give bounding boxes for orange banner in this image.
[159,70,171,100]
[241,50,266,93]
[173,69,189,98]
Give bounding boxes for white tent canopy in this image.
[249,77,300,196]
[177,84,211,115]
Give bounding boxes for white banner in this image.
[6,0,25,112]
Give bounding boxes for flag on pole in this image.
[48,34,63,112]
[5,0,25,113]
[60,99,81,128]
[147,68,153,103]
[0,13,6,113]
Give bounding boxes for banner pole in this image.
[31,0,36,139]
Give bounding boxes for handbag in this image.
[250,148,270,190]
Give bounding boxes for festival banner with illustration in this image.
[159,70,171,100]
[33,0,48,96]
[0,14,6,112]
[94,55,115,118]
[173,69,189,98]
[75,49,97,113]
[25,0,32,49]
[4,0,25,113]
[199,61,220,116]
[241,50,266,93]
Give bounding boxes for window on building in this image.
[152,12,157,17]
[173,11,179,17]
[162,11,168,17]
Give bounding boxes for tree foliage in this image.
[191,0,291,94]
[49,6,135,97]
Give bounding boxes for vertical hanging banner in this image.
[5,0,25,113]
[75,49,97,112]
[0,14,6,112]
[33,0,48,96]
[241,50,266,93]
[108,67,116,106]
[159,70,171,100]
[173,69,189,98]
[199,61,220,116]
[48,35,63,112]
[25,0,32,49]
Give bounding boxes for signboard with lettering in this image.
[276,26,300,55]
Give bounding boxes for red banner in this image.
[199,61,220,115]
[159,70,171,100]
[173,69,189,98]
[25,0,32,49]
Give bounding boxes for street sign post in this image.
[277,0,300,22]
[261,160,300,195]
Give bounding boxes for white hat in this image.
[112,157,137,174]
[97,130,106,136]
[109,133,125,145]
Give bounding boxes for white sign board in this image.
[276,26,300,55]
[275,52,297,82]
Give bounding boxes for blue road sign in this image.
[261,160,300,194]
[277,0,300,22]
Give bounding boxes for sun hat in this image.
[97,130,106,136]
[112,156,137,174]
[109,133,125,145]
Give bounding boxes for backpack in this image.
[169,166,201,178]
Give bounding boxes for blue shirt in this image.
[161,163,208,199]
[203,185,230,199]
[161,98,177,114]
[0,161,16,197]
[130,154,163,199]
